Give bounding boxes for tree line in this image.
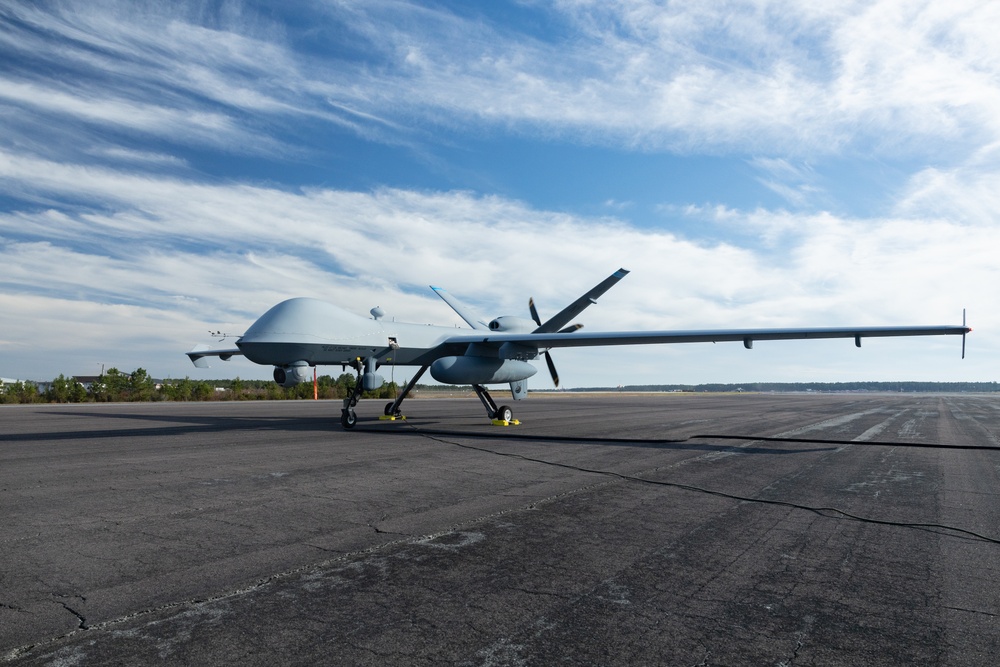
[0,368,401,404]
[5,372,998,405]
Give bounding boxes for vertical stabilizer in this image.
[431,286,490,330]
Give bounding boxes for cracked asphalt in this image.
[2,394,1000,665]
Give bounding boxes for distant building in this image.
[72,376,102,391]
[0,377,47,393]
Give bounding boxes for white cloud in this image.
[5,1,1000,159]
[284,0,1000,155]
[1,152,992,384]
[747,158,823,208]
[0,1,996,386]
[0,78,228,134]
[89,147,187,166]
[894,166,1000,226]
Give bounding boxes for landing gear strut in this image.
[340,359,365,429]
[342,362,431,428]
[382,365,429,420]
[473,384,513,423]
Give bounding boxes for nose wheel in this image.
[340,359,366,429]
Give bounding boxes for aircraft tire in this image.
[341,409,357,429]
[384,402,395,416]
[496,405,513,422]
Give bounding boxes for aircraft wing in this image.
[186,344,244,368]
[439,324,970,351]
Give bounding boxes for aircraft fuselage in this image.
[236,297,486,368]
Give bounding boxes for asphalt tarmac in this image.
[2,393,1000,665]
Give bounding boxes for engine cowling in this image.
[273,362,311,387]
[487,316,535,333]
[430,356,537,385]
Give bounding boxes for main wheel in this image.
[384,402,395,416]
[495,405,513,422]
[341,409,357,429]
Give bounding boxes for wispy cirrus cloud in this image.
[0,1,996,385]
[2,150,989,319]
[287,0,1000,155]
[5,1,1000,159]
[1,153,991,382]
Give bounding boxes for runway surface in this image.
[2,393,1000,665]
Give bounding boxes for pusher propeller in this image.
[529,297,542,329]
[529,298,582,387]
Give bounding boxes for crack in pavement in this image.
[53,598,87,631]
[0,604,30,615]
[943,605,999,618]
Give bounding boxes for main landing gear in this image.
[473,384,515,424]
[341,363,431,429]
[339,362,517,427]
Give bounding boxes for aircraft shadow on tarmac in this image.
[0,409,839,456]
[0,410,331,443]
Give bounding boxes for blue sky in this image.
[1,0,997,387]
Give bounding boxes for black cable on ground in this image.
[401,422,1000,546]
[693,433,1000,451]
[376,425,1000,452]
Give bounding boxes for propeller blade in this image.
[529,297,542,327]
[962,308,967,360]
[530,298,580,386]
[544,350,560,387]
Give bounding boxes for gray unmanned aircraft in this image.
[187,268,971,428]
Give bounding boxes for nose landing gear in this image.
[340,359,365,429]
